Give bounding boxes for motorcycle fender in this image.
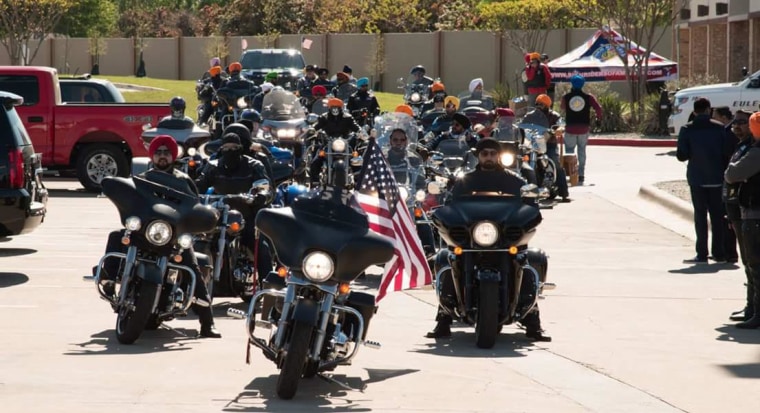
[131,157,151,176]
[292,298,319,327]
[136,261,164,285]
[476,269,501,283]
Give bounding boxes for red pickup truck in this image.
[0,66,168,191]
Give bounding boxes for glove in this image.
[416,146,429,161]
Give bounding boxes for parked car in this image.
[0,66,168,191]
[239,48,306,91]
[668,69,760,135]
[59,75,124,103]
[0,91,47,238]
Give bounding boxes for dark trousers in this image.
[102,230,211,303]
[546,143,569,198]
[742,220,760,308]
[732,218,753,313]
[725,218,739,261]
[239,223,273,278]
[689,186,726,260]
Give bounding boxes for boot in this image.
[522,310,552,342]
[196,305,222,338]
[736,289,760,329]
[425,312,452,338]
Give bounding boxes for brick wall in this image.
[729,21,750,82]
[709,23,728,82]
[753,18,760,73]
[678,28,690,80]
[690,26,708,76]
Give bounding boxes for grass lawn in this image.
[96,75,405,121]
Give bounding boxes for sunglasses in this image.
[153,149,172,156]
[479,149,498,157]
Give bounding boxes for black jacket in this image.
[347,90,380,118]
[195,155,271,196]
[315,112,360,137]
[451,166,526,198]
[677,114,731,187]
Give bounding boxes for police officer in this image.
[725,112,760,329]
[426,138,551,341]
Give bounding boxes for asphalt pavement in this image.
[0,146,758,413]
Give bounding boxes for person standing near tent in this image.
[524,52,552,106]
[541,54,556,104]
[560,74,603,185]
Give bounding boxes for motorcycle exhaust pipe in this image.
[227,308,246,319]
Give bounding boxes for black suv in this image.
[240,49,306,91]
[0,91,47,238]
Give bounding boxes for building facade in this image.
[677,0,760,82]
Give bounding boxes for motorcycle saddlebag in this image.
[346,291,377,340]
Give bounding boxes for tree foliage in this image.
[56,0,118,38]
[0,0,74,65]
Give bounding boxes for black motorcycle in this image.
[306,131,363,190]
[229,191,394,399]
[93,171,218,344]
[429,185,554,348]
[194,178,271,303]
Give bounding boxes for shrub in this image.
[490,82,514,108]
[594,92,629,133]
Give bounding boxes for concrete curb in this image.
[112,82,166,92]
[589,138,676,147]
[638,184,693,221]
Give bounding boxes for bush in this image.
[490,82,514,108]
[634,92,663,135]
[594,92,629,133]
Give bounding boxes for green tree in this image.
[56,0,118,38]
[572,0,685,124]
[433,0,481,31]
[0,0,74,65]
[365,0,431,33]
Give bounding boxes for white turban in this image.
[469,78,483,93]
[261,82,274,93]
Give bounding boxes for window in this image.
[60,83,106,103]
[697,5,709,17]
[0,106,31,146]
[716,3,728,15]
[241,51,305,71]
[0,75,39,106]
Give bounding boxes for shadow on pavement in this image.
[47,188,100,198]
[0,248,37,257]
[410,330,535,358]
[64,328,201,355]
[718,363,760,379]
[0,272,29,288]
[668,263,739,274]
[655,150,677,157]
[715,325,760,345]
[223,368,417,411]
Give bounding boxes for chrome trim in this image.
[310,294,335,361]
[287,274,339,296]
[318,305,364,371]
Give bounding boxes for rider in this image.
[421,81,446,114]
[313,67,333,88]
[198,66,226,125]
[296,64,318,98]
[491,108,537,185]
[251,82,273,113]
[307,85,328,113]
[429,96,460,135]
[238,108,263,139]
[523,94,571,202]
[97,135,222,338]
[423,112,478,152]
[426,137,552,342]
[160,96,194,124]
[310,98,362,184]
[332,72,357,102]
[265,71,278,86]
[195,133,274,279]
[410,65,434,87]
[347,77,380,125]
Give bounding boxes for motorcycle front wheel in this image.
[115,279,160,344]
[276,320,314,399]
[475,281,500,349]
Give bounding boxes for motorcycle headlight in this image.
[415,190,426,202]
[410,92,421,103]
[237,96,247,108]
[398,186,409,200]
[177,233,193,249]
[176,145,185,159]
[302,251,334,282]
[146,221,173,246]
[125,216,141,231]
[187,147,197,157]
[472,222,499,247]
[331,138,347,152]
[277,128,297,139]
[500,153,515,167]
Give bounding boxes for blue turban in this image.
[570,74,585,89]
[357,77,369,87]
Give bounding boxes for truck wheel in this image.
[76,145,129,192]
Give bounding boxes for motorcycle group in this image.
[89,61,580,399]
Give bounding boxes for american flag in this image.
[355,138,433,302]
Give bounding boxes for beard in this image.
[480,160,497,170]
[154,158,171,171]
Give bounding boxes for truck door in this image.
[0,74,52,165]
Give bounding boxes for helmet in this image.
[240,109,262,124]
[229,62,242,73]
[223,123,252,151]
[327,98,344,108]
[170,96,186,117]
[410,65,426,75]
[276,183,309,206]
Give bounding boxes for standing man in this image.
[724,110,755,321]
[713,106,740,263]
[676,97,731,264]
[541,54,556,104]
[725,112,760,329]
[524,52,552,106]
[560,74,603,185]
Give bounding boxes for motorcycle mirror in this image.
[427,181,441,195]
[206,187,215,195]
[396,78,405,89]
[520,183,540,198]
[142,123,152,131]
[251,179,270,193]
[430,153,444,166]
[306,113,319,125]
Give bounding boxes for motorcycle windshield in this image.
[261,89,305,121]
[374,112,418,147]
[256,195,395,282]
[457,91,495,111]
[102,174,218,235]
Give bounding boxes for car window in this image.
[241,51,305,70]
[0,75,39,106]
[60,83,106,103]
[0,105,30,147]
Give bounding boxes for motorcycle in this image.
[259,88,309,181]
[210,86,259,139]
[457,90,496,112]
[397,76,430,118]
[427,182,554,348]
[93,171,219,344]
[193,179,271,303]
[133,118,212,179]
[306,130,363,190]
[229,191,395,399]
[517,123,560,200]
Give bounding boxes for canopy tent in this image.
[547,28,678,82]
